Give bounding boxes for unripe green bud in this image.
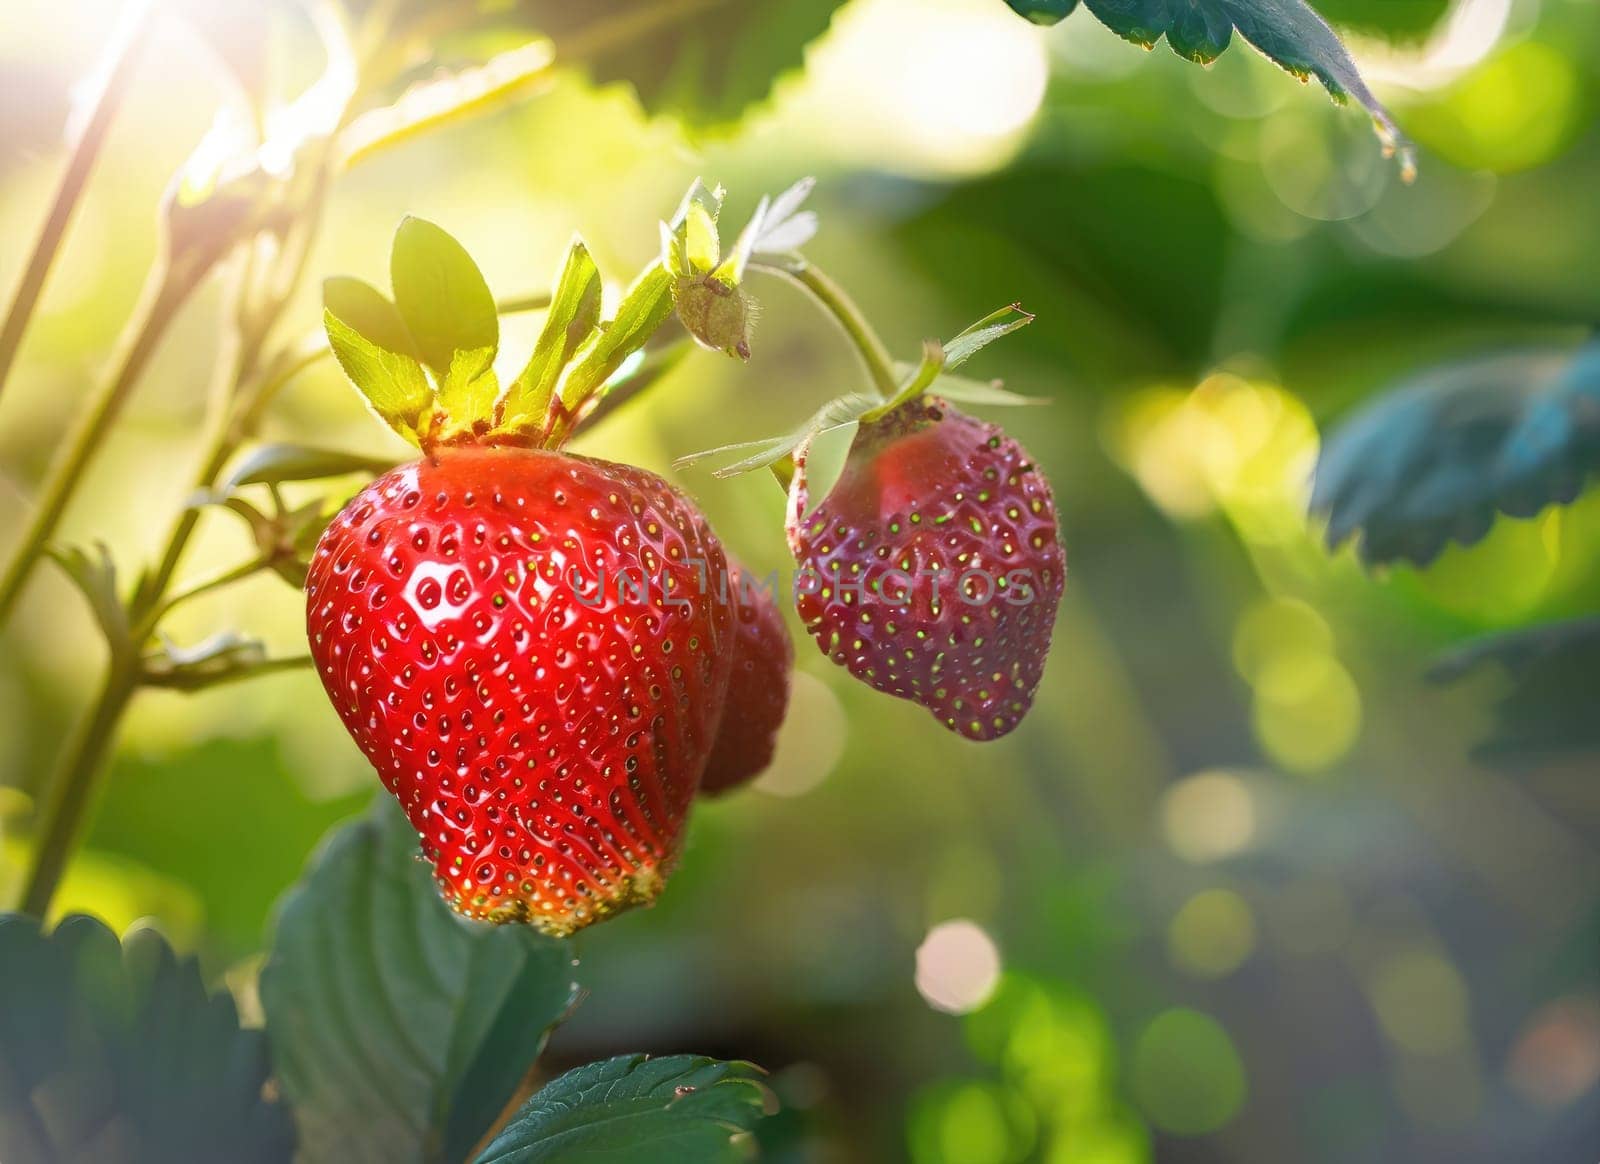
[672,274,754,362]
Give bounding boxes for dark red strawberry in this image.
[786,397,1064,741]
[699,562,794,796]
[306,447,735,933]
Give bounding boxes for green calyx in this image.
[675,301,1042,508]
[323,178,816,454]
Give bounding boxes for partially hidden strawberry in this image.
[699,562,794,796]
[786,397,1064,741]
[307,448,735,933]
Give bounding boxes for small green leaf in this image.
[436,349,501,431]
[324,309,435,448]
[47,542,132,660]
[0,914,295,1164]
[865,340,948,421]
[324,277,423,361]
[260,798,579,1164]
[555,264,676,416]
[473,1054,772,1164]
[502,240,604,430]
[944,303,1035,371]
[222,443,399,492]
[390,216,499,380]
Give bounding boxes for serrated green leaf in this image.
[502,240,604,431]
[472,1054,771,1164]
[525,0,847,131]
[260,798,579,1164]
[324,309,435,448]
[390,217,499,381]
[0,914,295,1164]
[222,443,399,492]
[1022,0,1411,170]
[1311,340,1600,566]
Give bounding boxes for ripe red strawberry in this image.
[699,562,794,796]
[786,397,1064,741]
[306,447,735,933]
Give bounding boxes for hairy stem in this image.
[16,661,139,916]
[754,260,899,397]
[0,0,155,406]
[0,260,200,629]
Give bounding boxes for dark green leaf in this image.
[222,443,399,492]
[526,0,847,130]
[473,1054,772,1164]
[1020,0,1411,170]
[0,914,295,1164]
[1428,618,1600,760]
[390,217,499,381]
[260,798,580,1164]
[1311,340,1600,566]
[503,240,604,429]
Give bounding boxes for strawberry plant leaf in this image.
[502,240,604,432]
[525,0,847,131]
[260,798,580,1164]
[1428,618,1600,760]
[390,217,500,382]
[324,277,423,363]
[1009,0,1411,171]
[436,351,501,433]
[0,914,294,1164]
[472,1054,772,1164]
[222,443,399,492]
[324,309,435,448]
[1312,340,1600,566]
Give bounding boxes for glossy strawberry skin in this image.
[699,563,794,796]
[306,447,734,934]
[786,398,1064,741]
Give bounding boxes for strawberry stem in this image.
[753,259,899,399]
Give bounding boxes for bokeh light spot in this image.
[917,919,1003,1015]
[1131,1009,1247,1136]
[1168,889,1257,979]
[1159,771,1257,864]
[1506,996,1600,1109]
[1369,949,1471,1055]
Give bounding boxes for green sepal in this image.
[944,303,1034,370]
[554,263,675,420]
[389,216,499,385]
[675,391,881,479]
[501,239,604,434]
[435,349,500,438]
[322,305,434,449]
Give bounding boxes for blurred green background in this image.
[2,0,1598,1160]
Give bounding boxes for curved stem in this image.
[16,661,139,916]
[0,259,198,629]
[754,260,899,397]
[144,556,271,627]
[0,0,155,407]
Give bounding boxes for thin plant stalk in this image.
[0,0,156,405]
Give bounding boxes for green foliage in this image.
[220,443,399,491]
[473,1054,772,1163]
[1312,339,1600,565]
[47,543,132,662]
[1004,0,1409,167]
[1314,0,1450,39]
[503,241,603,432]
[259,798,580,1164]
[391,218,500,383]
[0,914,294,1164]
[1429,618,1600,759]
[525,0,848,131]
